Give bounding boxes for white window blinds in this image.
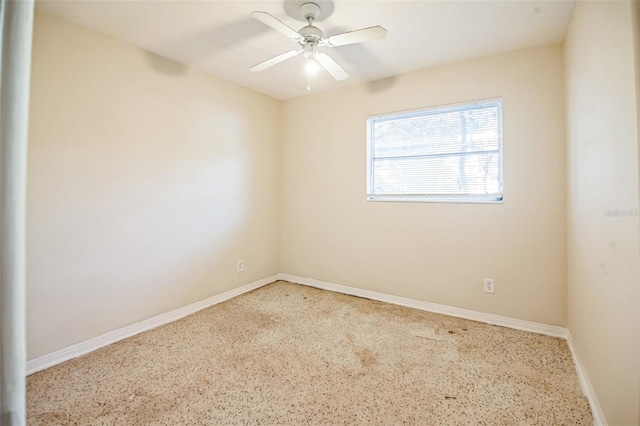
[367,98,503,203]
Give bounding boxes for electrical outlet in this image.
[484,278,495,294]
[237,260,244,273]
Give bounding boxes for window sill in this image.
[366,195,504,204]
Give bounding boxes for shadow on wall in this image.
[144,52,189,76]
[367,76,398,94]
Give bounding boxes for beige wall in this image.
[27,13,280,359]
[564,1,640,424]
[280,45,567,326]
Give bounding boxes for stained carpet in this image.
[27,281,592,425]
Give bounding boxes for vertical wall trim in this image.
[0,1,35,425]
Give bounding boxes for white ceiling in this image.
[35,0,575,100]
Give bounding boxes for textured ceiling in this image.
[35,0,575,100]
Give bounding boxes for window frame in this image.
[366,98,504,204]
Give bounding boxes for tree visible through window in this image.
[366,98,503,202]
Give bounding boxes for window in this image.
[367,98,503,203]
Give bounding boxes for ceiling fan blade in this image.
[251,11,303,41]
[326,26,387,47]
[315,53,349,81]
[250,50,301,72]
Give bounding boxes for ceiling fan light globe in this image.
[305,59,319,75]
[302,42,317,59]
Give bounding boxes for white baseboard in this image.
[566,331,607,426]
[278,273,568,338]
[27,275,278,375]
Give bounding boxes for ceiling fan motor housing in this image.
[298,25,323,43]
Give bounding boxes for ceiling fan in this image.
[250,2,387,86]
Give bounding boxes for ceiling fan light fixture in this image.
[250,2,387,89]
[306,59,317,91]
[305,58,319,74]
[305,48,318,92]
[302,42,317,60]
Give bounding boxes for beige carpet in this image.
[27,281,592,425]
